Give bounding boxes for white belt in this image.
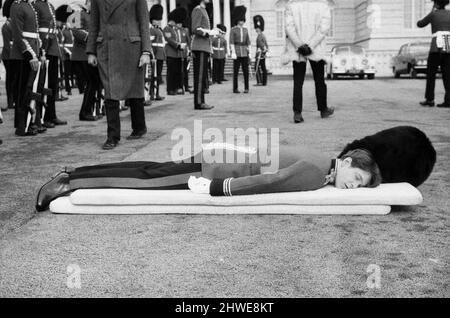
[38,28,56,34]
[152,43,164,47]
[22,32,39,39]
[432,31,450,37]
[213,47,224,51]
[64,44,73,48]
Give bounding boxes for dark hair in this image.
[434,0,449,9]
[341,149,382,188]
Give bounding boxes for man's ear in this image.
[342,157,352,167]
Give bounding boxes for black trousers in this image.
[72,60,87,94]
[104,98,146,142]
[43,55,59,122]
[79,62,101,117]
[255,58,267,85]
[233,57,249,90]
[69,160,202,190]
[63,59,73,93]
[425,52,450,104]
[15,60,32,134]
[2,59,17,108]
[212,58,225,83]
[292,60,327,113]
[193,50,209,108]
[166,57,182,93]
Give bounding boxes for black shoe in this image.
[144,100,152,106]
[67,91,72,96]
[176,89,184,95]
[0,139,2,145]
[35,125,47,134]
[35,171,70,212]
[120,105,129,111]
[16,128,38,136]
[1,107,8,112]
[320,107,335,119]
[254,83,263,87]
[420,100,435,107]
[43,121,56,128]
[102,139,118,150]
[244,89,249,94]
[56,96,69,102]
[167,91,177,96]
[155,95,165,101]
[0,118,2,124]
[53,118,67,125]
[204,89,210,94]
[437,102,450,108]
[79,114,97,121]
[233,90,241,94]
[126,129,147,140]
[222,79,228,82]
[293,112,304,123]
[195,103,214,110]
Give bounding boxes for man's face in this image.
[335,158,372,189]
[255,28,261,34]
[176,23,183,28]
[238,20,245,27]
[153,20,162,27]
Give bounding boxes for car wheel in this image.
[332,73,338,80]
[358,74,365,79]
[393,67,400,78]
[410,67,418,79]
[368,74,375,80]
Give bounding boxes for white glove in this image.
[208,29,220,37]
[231,52,237,60]
[188,176,211,194]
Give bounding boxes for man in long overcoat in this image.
[86,0,152,150]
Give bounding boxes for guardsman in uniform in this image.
[177,17,192,94]
[230,6,251,94]
[254,15,268,86]
[149,4,165,101]
[191,0,217,110]
[10,0,43,136]
[164,8,187,95]
[211,24,227,84]
[2,0,16,110]
[55,8,70,101]
[55,5,74,96]
[34,0,67,128]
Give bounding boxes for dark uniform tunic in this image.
[33,0,60,123]
[163,24,183,93]
[191,4,211,108]
[211,34,227,84]
[230,25,250,91]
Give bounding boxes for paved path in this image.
[0,77,449,297]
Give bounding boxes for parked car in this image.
[392,42,433,78]
[326,45,376,80]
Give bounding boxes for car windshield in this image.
[335,47,350,55]
[410,44,429,54]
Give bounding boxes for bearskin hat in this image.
[168,7,187,24]
[149,4,163,22]
[216,24,227,33]
[2,0,13,18]
[55,5,73,23]
[338,126,436,187]
[253,15,264,31]
[232,5,247,25]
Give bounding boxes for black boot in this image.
[36,172,71,212]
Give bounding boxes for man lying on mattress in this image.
[35,126,436,212]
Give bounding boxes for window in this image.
[404,0,426,29]
[276,10,284,38]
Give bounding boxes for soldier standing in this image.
[164,8,186,96]
[34,0,67,128]
[211,24,227,85]
[10,0,43,136]
[230,6,251,94]
[191,0,217,110]
[55,5,74,96]
[2,0,15,110]
[177,16,192,94]
[254,15,268,86]
[149,4,165,101]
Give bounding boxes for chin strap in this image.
[324,159,340,185]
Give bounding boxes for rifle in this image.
[255,50,262,84]
[150,59,158,99]
[40,59,52,123]
[25,62,43,133]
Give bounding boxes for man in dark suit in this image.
[191,0,217,110]
[87,0,152,150]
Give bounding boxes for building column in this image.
[223,0,231,41]
[161,0,168,27]
[212,0,221,27]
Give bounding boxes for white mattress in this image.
[50,197,391,215]
[49,183,423,215]
[68,183,423,206]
